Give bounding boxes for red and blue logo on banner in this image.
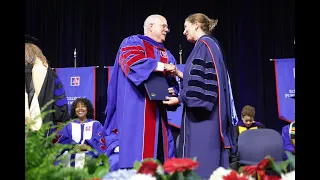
[56,67,96,119]
[70,76,80,86]
[274,58,295,122]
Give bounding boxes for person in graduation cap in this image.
[25,34,70,131]
[102,14,179,170]
[163,13,237,179]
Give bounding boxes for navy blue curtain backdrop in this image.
[25,0,295,132]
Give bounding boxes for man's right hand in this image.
[164,63,183,79]
[164,63,177,75]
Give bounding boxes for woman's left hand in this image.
[168,87,176,96]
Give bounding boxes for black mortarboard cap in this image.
[25,34,41,49]
[290,95,295,99]
[144,72,171,101]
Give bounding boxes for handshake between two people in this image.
[162,63,183,106]
[164,63,183,79]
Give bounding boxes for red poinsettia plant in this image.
[130,152,295,180]
[134,157,201,180]
[137,160,159,177]
[240,158,282,180]
[210,151,295,180]
[240,152,295,180]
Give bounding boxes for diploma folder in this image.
[144,72,171,101]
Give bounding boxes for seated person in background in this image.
[235,105,265,137]
[229,105,265,170]
[54,98,113,169]
[281,121,295,158]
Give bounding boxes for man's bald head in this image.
[143,15,163,32]
[143,14,169,43]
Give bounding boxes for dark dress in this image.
[177,35,236,179]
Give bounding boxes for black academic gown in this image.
[25,65,70,125]
[38,67,70,124]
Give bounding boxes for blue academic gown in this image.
[281,123,295,159]
[177,35,236,179]
[39,67,70,124]
[103,35,178,169]
[54,119,108,168]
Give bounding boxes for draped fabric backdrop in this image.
[25,0,295,132]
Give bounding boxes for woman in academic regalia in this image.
[25,34,70,131]
[163,13,236,179]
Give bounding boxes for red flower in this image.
[90,178,101,180]
[163,158,199,174]
[256,158,272,177]
[241,158,281,180]
[223,170,239,180]
[223,170,250,180]
[242,165,257,176]
[257,158,270,170]
[137,160,159,176]
[262,175,281,180]
[242,158,272,177]
[238,175,251,180]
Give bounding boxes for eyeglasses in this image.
[150,23,170,32]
